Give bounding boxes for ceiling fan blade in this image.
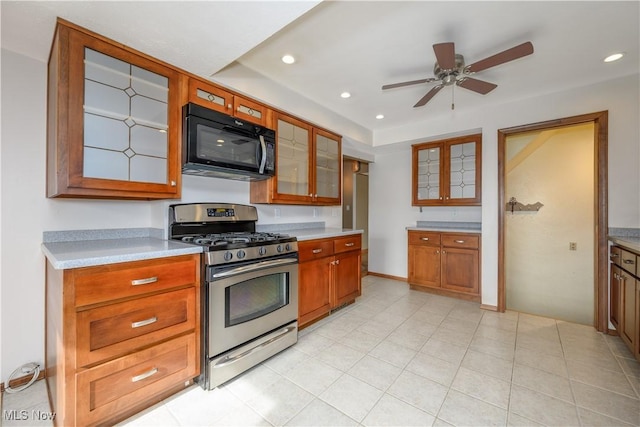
[382,78,437,90]
[433,42,456,70]
[414,85,444,107]
[457,77,497,95]
[466,41,534,73]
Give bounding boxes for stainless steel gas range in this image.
[168,203,298,389]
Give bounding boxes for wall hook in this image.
[507,197,543,213]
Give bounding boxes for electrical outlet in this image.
[274,208,281,218]
[313,208,318,218]
[569,242,577,251]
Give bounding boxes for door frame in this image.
[497,111,608,332]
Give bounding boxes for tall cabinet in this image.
[47,19,182,199]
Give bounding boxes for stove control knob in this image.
[237,250,246,259]
[277,244,283,253]
[224,251,233,261]
[259,247,267,256]
[285,243,291,252]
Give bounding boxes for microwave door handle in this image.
[258,135,267,174]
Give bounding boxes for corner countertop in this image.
[287,228,363,241]
[609,237,640,254]
[407,221,482,234]
[42,228,202,270]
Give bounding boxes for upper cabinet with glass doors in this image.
[250,113,341,206]
[47,19,182,199]
[412,134,482,206]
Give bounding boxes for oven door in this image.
[207,256,298,357]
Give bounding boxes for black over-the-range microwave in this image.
[182,103,276,181]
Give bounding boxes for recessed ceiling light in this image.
[340,92,351,99]
[604,53,624,63]
[376,114,384,120]
[281,54,295,64]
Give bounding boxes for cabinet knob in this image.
[421,237,430,241]
[436,250,440,254]
[312,248,323,254]
[442,250,446,254]
[345,242,355,247]
[623,259,635,265]
[454,240,465,244]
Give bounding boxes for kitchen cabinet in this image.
[45,254,200,426]
[47,19,182,200]
[186,77,272,126]
[408,230,480,301]
[610,245,639,360]
[412,134,482,206]
[298,234,362,327]
[251,113,342,206]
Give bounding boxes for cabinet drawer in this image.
[76,334,197,426]
[334,235,362,254]
[442,234,480,249]
[298,239,334,262]
[77,288,196,367]
[408,231,441,246]
[620,249,638,276]
[74,255,198,307]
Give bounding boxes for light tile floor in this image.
[3,275,639,426]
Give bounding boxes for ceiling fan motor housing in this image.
[434,54,465,85]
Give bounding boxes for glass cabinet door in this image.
[314,129,341,202]
[447,140,478,202]
[83,48,169,185]
[415,143,442,202]
[275,115,312,200]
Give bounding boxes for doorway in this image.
[343,158,369,275]
[497,111,609,332]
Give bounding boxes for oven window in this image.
[196,124,259,168]
[225,272,289,327]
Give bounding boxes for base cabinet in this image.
[610,245,640,361]
[408,230,480,301]
[298,234,362,327]
[45,254,200,426]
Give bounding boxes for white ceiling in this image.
[2,1,638,135]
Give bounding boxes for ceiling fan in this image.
[382,41,534,109]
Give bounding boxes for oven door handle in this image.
[211,257,298,279]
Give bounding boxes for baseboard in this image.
[366,272,407,282]
[0,369,46,394]
[480,304,498,311]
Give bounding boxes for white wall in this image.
[0,49,341,382]
[369,73,640,308]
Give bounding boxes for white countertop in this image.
[42,237,202,270]
[609,236,640,253]
[287,228,363,241]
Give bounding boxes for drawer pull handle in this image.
[312,249,323,254]
[345,242,355,247]
[454,240,465,244]
[131,316,158,329]
[623,259,635,265]
[611,254,619,258]
[421,237,430,241]
[131,276,158,286]
[131,368,158,383]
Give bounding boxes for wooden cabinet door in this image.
[635,279,640,359]
[298,257,331,326]
[408,244,441,288]
[620,272,635,349]
[610,264,621,329]
[441,247,479,295]
[333,251,361,308]
[48,20,181,200]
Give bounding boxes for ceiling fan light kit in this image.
[383,41,534,109]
